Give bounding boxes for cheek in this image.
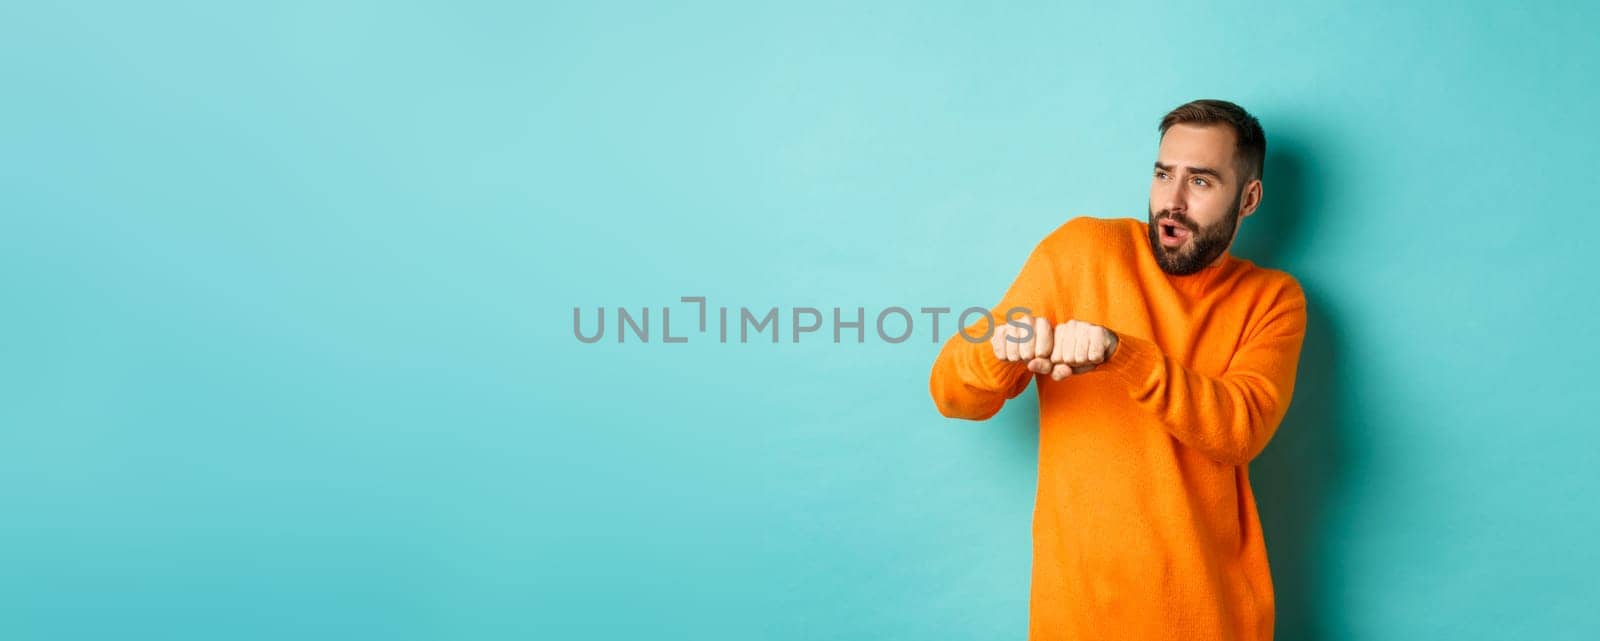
[1194,194,1231,221]
[1150,184,1174,209]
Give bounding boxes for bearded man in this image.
[929,99,1308,641]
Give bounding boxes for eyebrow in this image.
[1153,162,1225,181]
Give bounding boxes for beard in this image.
[1147,187,1243,276]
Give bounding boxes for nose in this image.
[1160,180,1188,215]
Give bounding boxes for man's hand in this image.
[991,315,1119,381]
[1047,319,1118,381]
[991,314,1056,375]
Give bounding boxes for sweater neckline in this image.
[1165,250,1240,295]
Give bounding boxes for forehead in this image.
[1157,123,1238,175]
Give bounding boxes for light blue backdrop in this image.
[3,2,1595,640]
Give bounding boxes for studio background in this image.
[3,2,1596,640]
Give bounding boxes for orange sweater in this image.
[930,216,1308,641]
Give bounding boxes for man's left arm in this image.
[1092,285,1309,466]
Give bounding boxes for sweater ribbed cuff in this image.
[961,334,1032,392]
[1095,331,1163,389]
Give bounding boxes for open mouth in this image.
[1157,219,1192,247]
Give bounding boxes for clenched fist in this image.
[990,315,1120,381]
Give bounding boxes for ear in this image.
[1239,178,1264,219]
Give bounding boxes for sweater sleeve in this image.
[928,225,1071,421]
[1095,282,1309,465]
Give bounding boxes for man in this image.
[928,99,1307,641]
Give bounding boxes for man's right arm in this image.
[928,224,1072,420]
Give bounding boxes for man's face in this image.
[1147,123,1249,275]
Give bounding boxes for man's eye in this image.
[1156,172,1168,180]
[1192,177,1209,187]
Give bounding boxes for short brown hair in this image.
[1158,99,1266,183]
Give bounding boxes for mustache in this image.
[1153,211,1198,233]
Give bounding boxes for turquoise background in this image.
[3,2,1596,639]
